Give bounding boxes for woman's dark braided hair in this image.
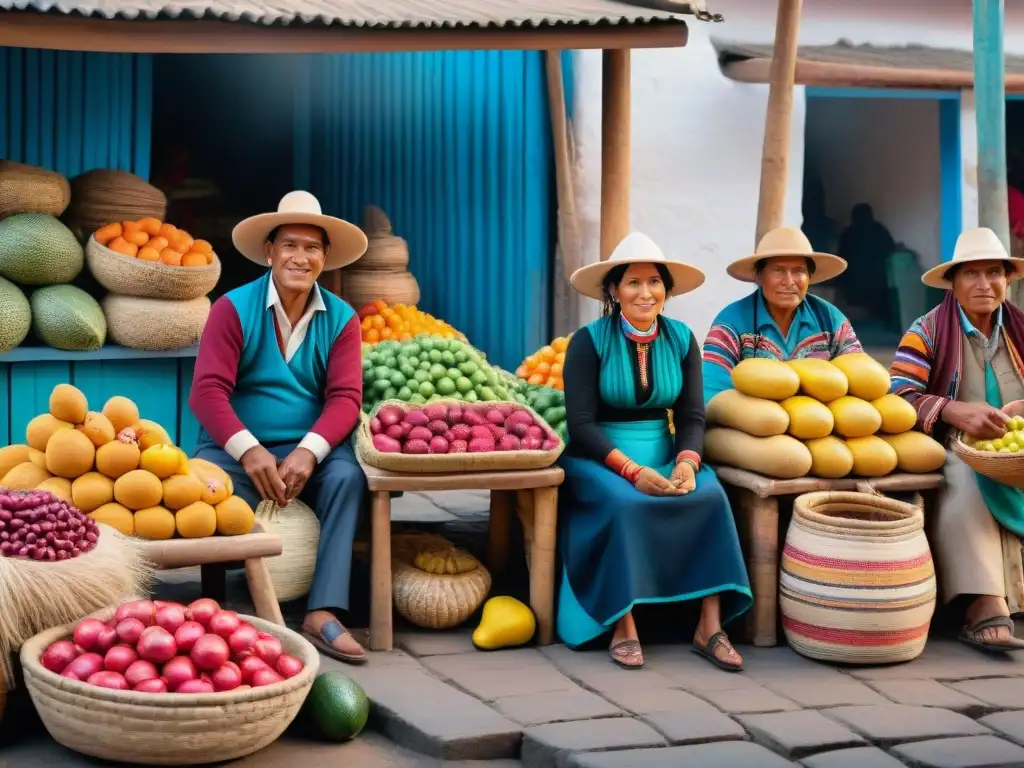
[600,262,676,317]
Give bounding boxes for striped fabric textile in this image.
[889,306,961,436]
[780,499,936,665]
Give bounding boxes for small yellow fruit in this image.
[102,396,140,433]
[133,420,172,451]
[162,473,204,510]
[25,414,73,452]
[96,440,141,479]
[134,506,176,540]
[2,462,52,490]
[90,503,134,536]
[214,495,256,536]
[0,444,32,479]
[36,477,72,502]
[175,501,217,538]
[472,596,537,651]
[71,471,116,513]
[77,411,116,447]
[45,429,96,479]
[139,444,187,480]
[113,469,163,510]
[188,458,233,504]
[27,448,46,469]
[49,383,88,424]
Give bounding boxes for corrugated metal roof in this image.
[714,39,1024,76]
[0,0,704,27]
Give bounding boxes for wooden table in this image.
[136,523,286,626]
[358,459,564,652]
[713,466,945,648]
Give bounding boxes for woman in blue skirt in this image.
[558,232,752,671]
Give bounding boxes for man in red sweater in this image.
[190,191,371,664]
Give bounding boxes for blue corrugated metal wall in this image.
[0,48,152,178]
[293,51,554,372]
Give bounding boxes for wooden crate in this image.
[0,346,199,454]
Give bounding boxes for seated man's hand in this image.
[240,445,287,506]
[278,447,317,501]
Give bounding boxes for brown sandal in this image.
[693,631,743,672]
[609,639,644,669]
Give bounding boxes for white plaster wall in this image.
[805,97,942,268]
[569,0,1020,339]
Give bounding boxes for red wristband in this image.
[676,450,700,468]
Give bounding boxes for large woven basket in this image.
[952,433,1024,490]
[340,269,420,309]
[104,294,210,351]
[391,533,491,629]
[355,205,410,272]
[255,499,320,602]
[0,160,71,220]
[86,236,221,300]
[781,491,935,665]
[357,399,564,474]
[20,609,318,765]
[63,169,167,243]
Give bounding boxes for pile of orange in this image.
[515,335,570,390]
[94,219,216,268]
[358,300,465,344]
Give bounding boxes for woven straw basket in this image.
[20,609,318,765]
[781,491,935,665]
[354,205,410,272]
[340,269,420,309]
[63,169,167,244]
[86,236,221,301]
[103,294,210,351]
[952,433,1024,490]
[0,160,71,220]
[357,399,564,473]
[255,499,320,602]
[390,533,491,629]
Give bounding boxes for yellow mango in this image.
[472,596,537,651]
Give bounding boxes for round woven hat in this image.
[727,226,847,285]
[921,227,1024,289]
[232,191,368,271]
[569,232,706,301]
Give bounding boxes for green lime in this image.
[419,359,432,370]
[437,377,457,396]
[428,349,443,364]
[440,350,456,366]
[373,366,391,381]
[389,371,406,388]
[446,368,462,382]
[413,369,431,384]
[419,338,435,352]
[409,393,427,405]
[373,379,391,394]
[382,355,397,370]
[399,364,417,379]
[464,389,478,403]
[454,349,468,364]
[418,381,436,398]
[397,386,413,401]
[479,386,497,402]
[429,363,448,380]
[456,376,473,394]
[470,369,488,386]
[382,386,398,401]
[458,360,478,376]
[361,357,372,372]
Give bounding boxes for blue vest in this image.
[225,273,354,445]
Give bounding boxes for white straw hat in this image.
[569,232,706,301]
[920,227,1024,289]
[232,191,368,271]
[726,226,847,285]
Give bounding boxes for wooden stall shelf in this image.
[136,523,286,626]
[358,458,563,652]
[713,465,944,647]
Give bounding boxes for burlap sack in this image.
[103,294,210,351]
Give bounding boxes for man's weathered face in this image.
[756,256,810,312]
[265,223,327,295]
[952,259,1009,317]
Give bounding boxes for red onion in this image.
[133,678,168,693]
[237,655,270,684]
[67,652,104,680]
[207,610,241,639]
[275,654,304,680]
[94,625,119,653]
[115,618,145,646]
[154,604,186,634]
[72,618,107,652]
[185,598,220,628]
[162,656,198,691]
[103,645,138,675]
[227,624,259,656]
[115,600,156,627]
[255,634,283,666]
[87,670,130,690]
[211,661,242,692]
[136,626,177,664]
[176,678,215,694]
[41,640,80,674]
[0,492,99,560]
[173,621,205,653]
[124,660,159,688]
[190,633,230,671]
[250,668,284,687]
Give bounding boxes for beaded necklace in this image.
[620,313,659,391]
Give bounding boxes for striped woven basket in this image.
[780,491,936,665]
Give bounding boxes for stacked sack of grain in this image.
[86,216,220,351]
[338,205,420,309]
[704,353,947,480]
[0,161,107,353]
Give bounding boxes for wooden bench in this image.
[358,459,564,652]
[714,466,945,647]
[137,523,286,626]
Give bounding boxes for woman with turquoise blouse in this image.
[558,232,752,671]
[702,227,863,404]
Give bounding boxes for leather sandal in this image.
[958,615,1024,655]
[692,631,743,672]
[609,639,644,669]
[302,619,367,665]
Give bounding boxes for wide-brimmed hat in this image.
[726,227,847,285]
[231,190,368,271]
[921,227,1024,289]
[569,232,706,301]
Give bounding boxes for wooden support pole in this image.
[754,0,803,245]
[973,0,1019,304]
[600,49,631,260]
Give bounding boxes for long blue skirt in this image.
[556,419,753,648]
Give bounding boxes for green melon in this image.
[0,213,84,285]
[0,276,30,352]
[303,671,369,742]
[30,284,106,351]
